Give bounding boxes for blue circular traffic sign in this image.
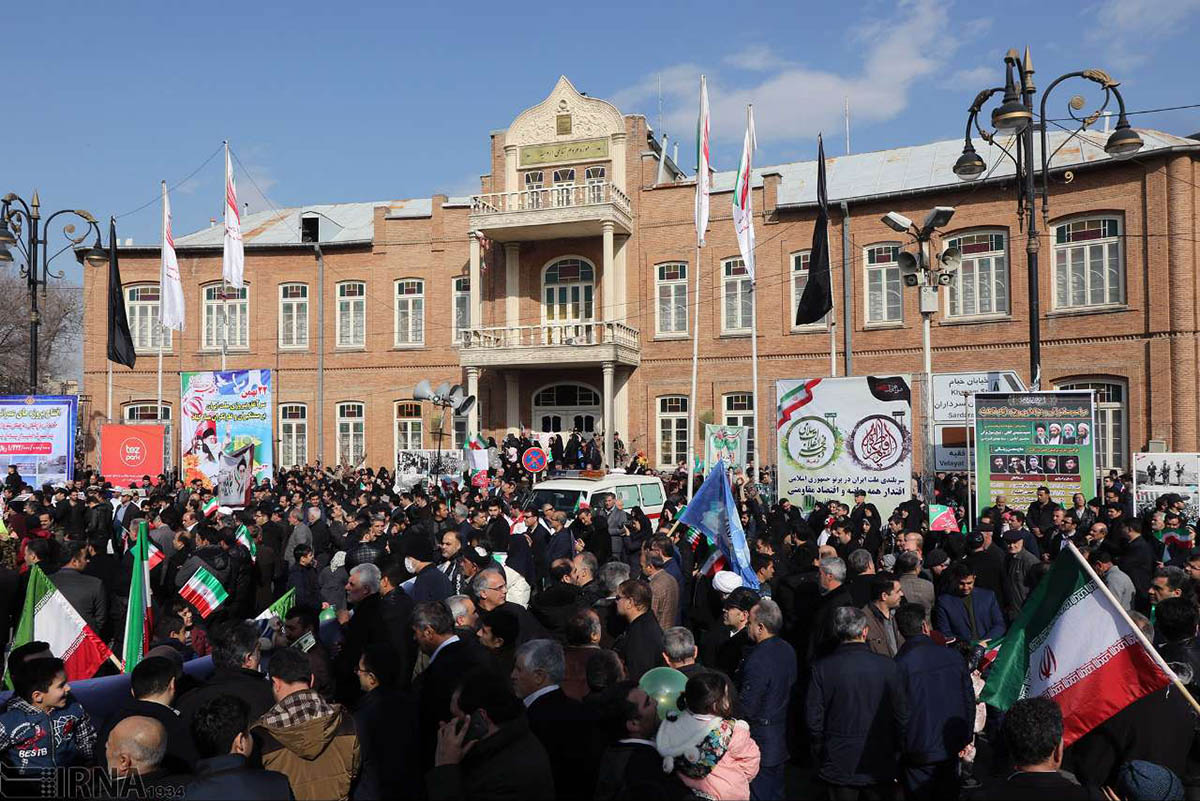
[522,446,548,473]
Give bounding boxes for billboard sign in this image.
[0,395,77,485]
[180,370,273,506]
[1133,452,1200,520]
[704,424,748,475]
[100,424,166,489]
[931,370,1025,424]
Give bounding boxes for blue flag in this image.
[677,459,758,589]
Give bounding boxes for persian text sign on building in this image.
[0,395,77,485]
[932,370,1025,471]
[974,391,1096,511]
[180,370,273,506]
[100,424,165,489]
[776,376,913,518]
[1133,452,1200,520]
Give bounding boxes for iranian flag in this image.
[732,104,757,279]
[255,588,296,622]
[929,505,959,532]
[235,524,257,562]
[123,520,155,672]
[180,567,229,619]
[981,544,1176,745]
[8,566,114,684]
[202,497,218,518]
[468,434,488,450]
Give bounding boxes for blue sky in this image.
[4,0,1198,281]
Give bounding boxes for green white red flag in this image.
[255,588,296,622]
[929,505,959,532]
[180,567,229,619]
[159,181,185,330]
[223,142,245,289]
[8,566,114,684]
[732,104,757,279]
[123,520,154,672]
[202,497,218,518]
[236,524,257,562]
[694,75,711,248]
[981,544,1176,745]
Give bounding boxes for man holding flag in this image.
[678,459,757,589]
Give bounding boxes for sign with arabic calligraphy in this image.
[180,370,273,506]
[974,391,1096,512]
[776,376,912,518]
[704,425,747,475]
[0,395,77,485]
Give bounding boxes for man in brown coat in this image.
[641,545,679,631]
[253,646,360,800]
[861,572,906,658]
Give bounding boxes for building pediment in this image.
[506,75,625,148]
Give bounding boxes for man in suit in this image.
[895,551,935,623]
[934,561,1006,644]
[613,579,664,681]
[413,599,487,769]
[51,540,107,637]
[738,599,797,801]
[112,489,137,533]
[405,537,454,603]
[513,638,591,800]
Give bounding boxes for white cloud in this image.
[612,0,982,151]
[941,66,997,92]
[1086,0,1200,68]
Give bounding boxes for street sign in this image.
[932,371,1025,424]
[522,446,548,473]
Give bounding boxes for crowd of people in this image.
[0,459,1196,800]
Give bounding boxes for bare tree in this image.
[0,272,82,394]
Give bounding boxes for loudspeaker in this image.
[940,246,962,273]
[413,379,436,401]
[455,395,476,416]
[435,382,452,400]
[447,384,465,407]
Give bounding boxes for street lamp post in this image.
[0,192,107,391]
[952,48,1143,390]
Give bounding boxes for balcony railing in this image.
[461,320,640,350]
[470,182,631,218]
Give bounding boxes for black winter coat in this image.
[425,717,554,801]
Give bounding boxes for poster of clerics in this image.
[180,370,272,505]
[776,376,913,518]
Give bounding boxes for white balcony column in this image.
[601,221,615,322]
[602,361,615,468]
[469,231,482,328]
[613,234,627,325]
[504,145,518,196]
[611,133,627,194]
[505,372,519,433]
[467,367,480,438]
[504,243,520,328]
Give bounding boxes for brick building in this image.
[82,76,1200,476]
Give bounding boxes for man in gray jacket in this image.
[283,507,313,568]
[895,551,935,624]
[1002,530,1040,620]
[1088,547,1135,611]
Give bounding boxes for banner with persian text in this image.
[776,376,912,518]
[0,395,77,485]
[180,370,272,506]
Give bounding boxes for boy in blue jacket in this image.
[0,656,96,775]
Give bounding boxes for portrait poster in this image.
[704,425,748,475]
[180,370,273,506]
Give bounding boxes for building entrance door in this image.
[532,383,601,434]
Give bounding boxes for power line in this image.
[114,143,225,220]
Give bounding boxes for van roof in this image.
[534,474,663,492]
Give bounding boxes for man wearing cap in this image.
[704,586,758,678]
[405,537,454,603]
[848,489,879,534]
[964,529,1005,602]
[1001,529,1040,620]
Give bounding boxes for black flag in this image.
[795,134,833,326]
[106,217,136,368]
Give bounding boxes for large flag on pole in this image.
[123,519,154,673]
[7,566,115,684]
[694,75,711,248]
[795,134,833,325]
[732,105,757,279]
[677,459,757,589]
[160,181,185,330]
[981,543,1177,745]
[106,217,136,368]
[222,142,245,289]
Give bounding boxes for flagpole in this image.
[157,181,166,428]
[687,241,701,502]
[747,104,761,489]
[687,74,710,503]
[106,362,113,421]
[221,141,229,373]
[1067,542,1200,716]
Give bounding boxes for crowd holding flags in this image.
[122,520,155,673]
[677,459,758,589]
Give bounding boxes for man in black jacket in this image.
[176,620,275,730]
[1119,518,1159,614]
[593,680,690,800]
[185,695,292,800]
[50,540,107,637]
[513,638,592,800]
[613,579,664,681]
[414,600,489,770]
[334,562,392,704]
[94,656,197,774]
[979,697,1101,800]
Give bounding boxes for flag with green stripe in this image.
[179,567,228,618]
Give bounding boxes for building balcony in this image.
[458,320,641,368]
[469,183,633,241]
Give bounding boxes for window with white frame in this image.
[125,285,172,352]
[395,401,423,451]
[585,166,605,203]
[552,168,576,206]
[543,259,594,324]
[724,393,755,465]
[203,285,249,350]
[525,170,544,208]
[722,258,752,334]
[790,251,828,329]
[865,244,902,324]
[336,402,365,467]
[945,232,1008,318]
[279,284,308,348]
[337,281,366,348]
[453,277,470,344]
[1053,217,1124,309]
[657,396,689,468]
[124,403,171,422]
[1057,380,1126,472]
[394,279,424,346]
[280,404,308,467]
[453,415,467,451]
[656,263,688,335]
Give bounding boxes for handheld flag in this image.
[223,142,245,289]
[123,519,154,673]
[202,497,218,518]
[180,567,229,618]
[795,134,833,325]
[677,460,757,588]
[107,217,137,369]
[255,588,296,622]
[7,566,115,685]
[160,181,185,330]
[694,75,711,248]
[929,505,959,532]
[235,524,257,562]
[732,105,757,279]
[981,544,1177,745]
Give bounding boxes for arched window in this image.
[543,259,595,324]
[336,402,365,466]
[864,244,902,324]
[123,403,171,422]
[944,231,1008,318]
[657,396,689,468]
[723,392,755,464]
[125,285,171,352]
[395,401,423,451]
[337,281,366,348]
[452,277,470,343]
[280,404,307,467]
[1056,379,1127,472]
[790,251,829,330]
[1053,216,1124,309]
[532,383,601,433]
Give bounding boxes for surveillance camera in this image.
[922,206,956,232]
[882,212,914,234]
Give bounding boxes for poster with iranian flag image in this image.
[180,370,273,506]
[776,376,912,519]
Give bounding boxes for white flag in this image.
[732,105,757,279]
[222,143,244,289]
[694,75,711,248]
[160,181,185,330]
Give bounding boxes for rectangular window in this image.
[453,277,470,344]
[279,284,308,348]
[724,393,755,465]
[865,245,902,324]
[946,232,1008,317]
[722,258,752,334]
[126,285,172,352]
[453,415,467,451]
[395,402,423,451]
[337,282,366,348]
[656,263,688,335]
[525,171,544,209]
[585,166,606,203]
[394,280,425,346]
[280,404,307,467]
[336,403,365,467]
[790,251,828,329]
[658,396,689,468]
[203,285,248,350]
[1053,218,1123,309]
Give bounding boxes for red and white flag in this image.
[223,142,244,289]
[732,105,757,279]
[694,75,711,248]
[160,181,185,330]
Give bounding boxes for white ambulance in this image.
[526,473,667,525]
